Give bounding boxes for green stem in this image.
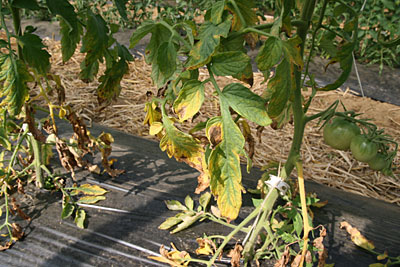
[207,214,249,233]
[29,135,44,188]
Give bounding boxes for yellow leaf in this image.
[149,122,163,135]
[59,108,67,119]
[148,244,191,267]
[143,101,162,126]
[72,184,108,196]
[195,238,215,256]
[377,251,388,260]
[78,195,106,204]
[340,221,375,250]
[173,80,204,122]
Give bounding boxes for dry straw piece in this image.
[34,38,400,205]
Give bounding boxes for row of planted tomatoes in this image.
[323,116,396,173]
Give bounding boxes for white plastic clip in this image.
[265,175,289,195]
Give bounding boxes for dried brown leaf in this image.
[11,198,31,221]
[340,221,375,250]
[227,243,243,267]
[274,246,290,267]
[11,223,24,240]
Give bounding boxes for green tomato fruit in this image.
[367,153,389,171]
[350,135,378,162]
[323,117,361,150]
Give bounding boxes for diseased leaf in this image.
[159,215,183,230]
[340,221,375,251]
[266,58,291,118]
[18,33,50,74]
[187,19,232,69]
[157,41,176,80]
[143,101,162,126]
[256,37,282,71]
[0,126,11,150]
[11,0,40,10]
[206,116,223,147]
[61,202,74,219]
[148,244,191,266]
[71,184,108,196]
[210,0,226,25]
[208,99,245,220]
[199,192,212,209]
[113,0,128,20]
[79,60,99,83]
[0,54,33,116]
[171,212,202,233]
[97,59,129,103]
[59,16,82,62]
[149,122,163,135]
[210,51,250,77]
[184,195,194,210]
[228,0,257,31]
[173,80,205,122]
[75,209,86,229]
[160,116,202,160]
[195,237,215,255]
[77,195,106,204]
[222,83,271,126]
[46,0,77,30]
[282,36,303,69]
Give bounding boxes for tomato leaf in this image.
[199,192,212,209]
[187,19,232,69]
[71,184,108,196]
[77,195,106,204]
[171,213,202,233]
[208,99,245,220]
[173,80,205,122]
[210,51,251,77]
[283,36,303,69]
[59,16,82,62]
[18,33,50,74]
[61,202,74,219]
[185,195,194,210]
[157,41,177,80]
[145,24,171,64]
[113,0,128,20]
[221,83,271,126]
[97,59,129,103]
[74,209,86,229]
[165,200,187,211]
[210,0,226,25]
[0,126,11,150]
[11,0,40,10]
[256,37,282,72]
[266,58,291,118]
[79,11,110,82]
[159,215,183,230]
[0,54,33,116]
[227,0,258,31]
[129,20,157,48]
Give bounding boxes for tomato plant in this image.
[323,117,360,150]
[367,152,389,171]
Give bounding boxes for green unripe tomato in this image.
[367,153,388,171]
[350,135,378,163]
[323,117,361,150]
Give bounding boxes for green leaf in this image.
[210,51,250,76]
[256,37,282,71]
[0,54,33,116]
[199,192,212,209]
[282,36,303,68]
[113,0,128,20]
[160,116,202,160]
[157,41,176,80]
[0,126,11,150]
[369,264,385,267]
[221,83,271,126]
[210,0,226,24]
[187,19,232,69]
[266,58,291,118]
[79,60,99,83]
[116,43,134,62]
[11,0,40,10]
[165,200,187,211]
[71,184,108,196]
[228,0,257,30]
[77,195,106,204]
[159,215,183,230]
[97,59,129,103]
[173,80,205,122]
[171,212,201,233]
[46,0,77,29]
[59,16,82,62]
[145,24,171,64]
[80,11,110,81]
[61,202,75,219]
[18,33,50,74]
[208,99,245,220]
[74,209,86,229]
[185,195,194,210]
[293,212,303,237]
[129,20,157,49]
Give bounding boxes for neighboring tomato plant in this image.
[323,117,360,150]
[350,134,378,162]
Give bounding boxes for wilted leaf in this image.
[313,226,328,267]
[58,13,82,62]
[159,215,183,230]
[340,221,375,251]
[187,19,232,69]
[97,59,129,103]
[171,213,202,233]
[377,251,388,261]
[149,122,163,135]
[72,184,108,196]
[143,101,162,126]
[0,126,11,150]
[210,51,251,77]
[222,83,271,126]
[0,241,12,251]
[196,237,215,255]
[0,54,33,116]
[165,200,187,211]
[209,99,245,220]
[148,244,191,266]
[227,243,243,267]
[199,192,212,209]
[274,245,290,267]
[61,202,75,219]
[11,223,24,241]
[173,80,205,122]
[75,209,86,229]
[77,195,106,204]
[18,33,50,74]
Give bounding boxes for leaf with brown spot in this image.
[195,237,216,256]
[148,243,191,266]
[66,111,92,153]
[274,246,290,267]
[227,243,243,267]
[0,241,12,251]
[11,198,31,221]
[206,116,223,148]
[313,226,328,267]
[173,80,205,122]
[340,221,375,251]
[11,223,24,241]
